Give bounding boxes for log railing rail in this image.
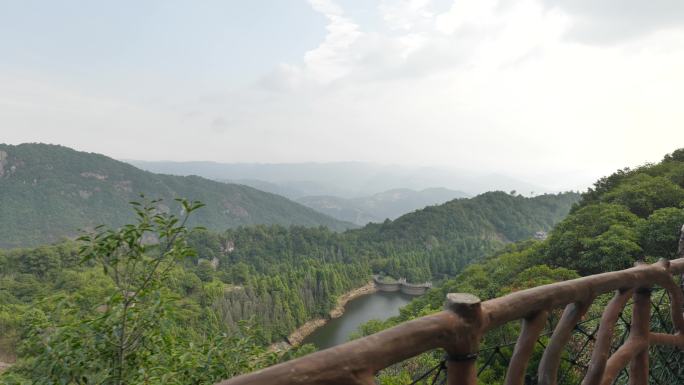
[218,227,684,385]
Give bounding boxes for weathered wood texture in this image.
[504,310,548,385]
[537,301,590,385]
[445,294,482,385]
[218,244,684,385]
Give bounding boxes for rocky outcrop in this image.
[222,201,249,218]
[114,180,133,192]
[0,361,11,373]
[78,190,93,199]
[80,172,108,180]
[0,150,7,177]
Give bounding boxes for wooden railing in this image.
[218,227,684,385]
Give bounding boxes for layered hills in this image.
[128,160,550,199]
[0,146,582,383]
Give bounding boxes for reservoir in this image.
[302,291,415,350]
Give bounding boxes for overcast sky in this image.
[2,0,684,190]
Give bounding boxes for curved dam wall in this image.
[372,276,432,295]
[373,280,401,292]
[399,283,432,295]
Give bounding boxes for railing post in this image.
[505,310,549,385]
[629,287,651,385]
[445,293,482,385]
[678,225,684,298]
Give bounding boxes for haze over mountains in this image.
[296,188,469,226]
[0,143,568,250]
[128,160,556,225]
[2,0,683,381]
[128,160,550,199]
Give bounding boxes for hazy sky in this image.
[2,0,684,190]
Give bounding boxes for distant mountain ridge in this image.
[127,160,551,199]
[296,188,469,225]
[0,144,354,248]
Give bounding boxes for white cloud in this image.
[379,0,434,31]
[301,0,363,83]
[434,0,499,35]
[542,0,684,44]
[214,0,684,189]
[4,0,684,191]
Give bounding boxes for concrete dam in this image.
[372,276,432,295]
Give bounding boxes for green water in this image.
[302,291,415,350]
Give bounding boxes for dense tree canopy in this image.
[6,143,683,385]
[9,146,684,385]
[0,187,578,383]
[354,148,684,384]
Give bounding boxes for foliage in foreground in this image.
[2,198,275,385]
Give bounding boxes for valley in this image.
[3,1,682,382]
[5,145,683,385]
[0,144,583,385]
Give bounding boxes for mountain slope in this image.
[0,166,582,381]
[355,190,581,247]
[211,191,581,286]
[361,147,684,337]
[0,144,354,248]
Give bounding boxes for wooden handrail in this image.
[218,229,684,385]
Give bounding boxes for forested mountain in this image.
[295,188,470,225]
[1,154,678,385]
[0,143,354,248]
[0,172,578,383]
[355,190,579,248]
[353,148,684,384]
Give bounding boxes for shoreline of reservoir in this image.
[270,281,377,351]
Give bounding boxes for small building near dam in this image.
[373,276,432,295]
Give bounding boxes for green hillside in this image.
[0,143,354,248]
[353,148,684,384]
[0,148,579,384]
[356,190,579,246]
